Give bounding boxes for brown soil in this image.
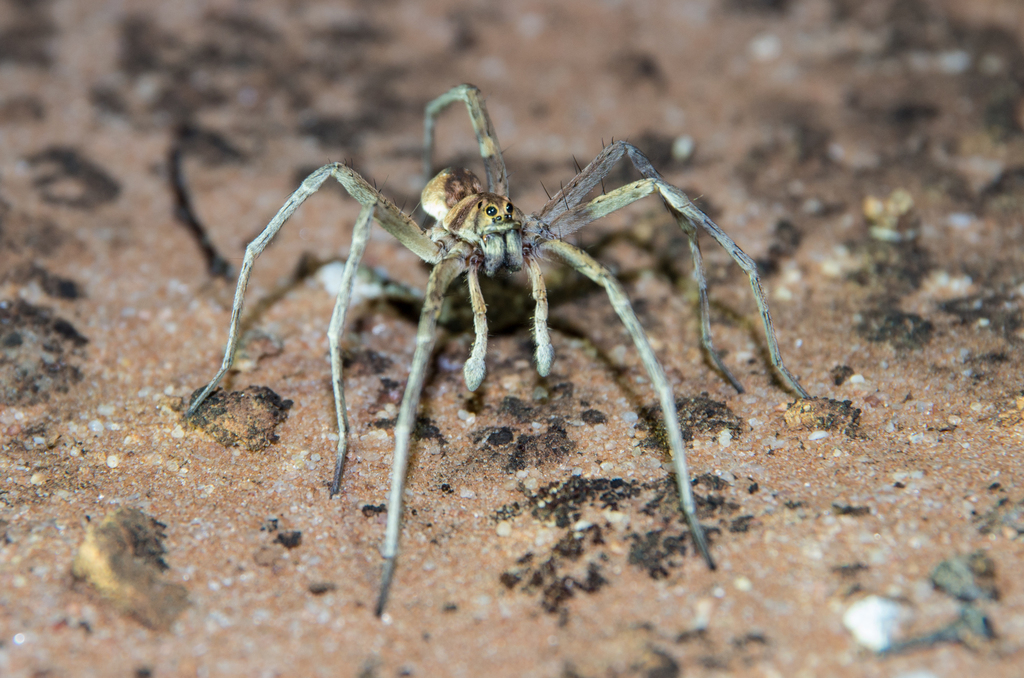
[2,0,1024,676]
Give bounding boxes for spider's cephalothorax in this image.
[186,84,812,617]
[422,167,525,275]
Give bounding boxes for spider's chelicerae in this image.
[187,84,811,615]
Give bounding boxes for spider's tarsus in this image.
[376,557,397,617]
[710,354,745,394]
[329,459,344,497]
[535,343,554,376]
[692,526,716,570]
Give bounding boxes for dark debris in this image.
[855,309,933,350]
[27,146,121,209]
[829,365,854,386]
[185,385,292,452]
[931,551,998,602]
[637,393,742,450]
[783,398,861,437]
[0,300,88,405]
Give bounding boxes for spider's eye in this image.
[505,204,514,213]
[486,205,498,217]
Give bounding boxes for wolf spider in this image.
[186,84,810,615]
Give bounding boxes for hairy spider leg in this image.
[326,202,376,492]
[539,238,714,568]
[377,244,472,616]
[184,164,443,499]
[424,84,509,197]
[539,141,810,399]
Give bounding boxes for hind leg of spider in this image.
[678,219,746,393]
[540,142,808,398]
[542,176,746,394]
[423,84,509,196]
[326,202,377,495]
[376,246,471,616]
[187,163,442,419]
[539,238,714,569]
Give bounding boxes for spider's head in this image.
[423,168,525,276]
[446,193,525,276]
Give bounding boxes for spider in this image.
[186,84,811,616]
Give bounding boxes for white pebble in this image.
[808,431,829,441]
[106,455,119,469]
[843,596,903,651]
[170,424,185,439]
[717,429,733,447]
[671,135,695,163]
[947,212,974,229]
[749,32,781,62]
[315,261,346,295]
[495,521,512,537]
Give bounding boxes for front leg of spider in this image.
[375,167,548,615]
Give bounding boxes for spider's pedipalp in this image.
[464,265,489,391]
[525,257,554,376]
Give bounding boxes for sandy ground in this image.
[2,0,1024,676]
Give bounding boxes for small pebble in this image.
[808,431,829,441]
[843,595,903,652]
[671,135,695,163]
[495,521,512,537]
[106,455,119,469]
